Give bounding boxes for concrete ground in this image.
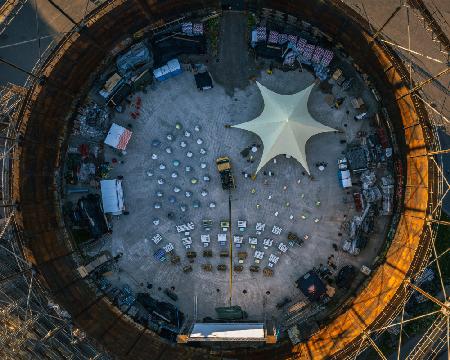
[97,56,390,321]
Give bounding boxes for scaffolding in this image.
[0,0,448,359]
[338,1,450,359]
[0,0,28,36]
[0,81,109,359]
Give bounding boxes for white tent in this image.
[104,123,132,151]
[232,82,336,174]
[189,323,265,341]
[100,179,125,215]
[339,169,352,188]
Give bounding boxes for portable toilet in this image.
[153,64,171,81]
[338,170,352,188]
[167,58,182,77]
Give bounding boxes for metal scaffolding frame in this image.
[0,0,448,359]
[339,1,449,359]
[0,2,110,357]
[0,82,109,359]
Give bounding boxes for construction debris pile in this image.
[341,129,395,256]
[73,102,111,138]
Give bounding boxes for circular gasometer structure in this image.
[0,1,449,359]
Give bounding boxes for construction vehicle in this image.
[216,156,235,190]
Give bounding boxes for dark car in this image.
[77,194,109,239]
[336,265,356,289]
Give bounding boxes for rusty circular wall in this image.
[14,0,436,359]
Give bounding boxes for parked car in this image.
[77,194,109,239]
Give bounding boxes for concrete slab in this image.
[99,58,390,322]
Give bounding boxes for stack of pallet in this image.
[320,49,334,66]
[288,34,298,45]
[277,33,288,44]
[302,44,315,62]
[256,26,267,41]
[311,47,325,64]
[181,22,193,35]
[296,38,307,54]
[192,23,203,35]
[268,30,279,44]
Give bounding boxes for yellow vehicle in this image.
[216,156,236,190]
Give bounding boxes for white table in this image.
[218,233,227,246]
[255,222,265,235]
[269,254,279,264]
[272,225,282,235]
[182,237,192,250]
[201,234,210,247]
[237,220,247,231]
[278,243,288,253]
[176,222,195,233]
[263,238,273,249]
[254,250,264,260]
[152,233,163,244]
[164,243,174,253]
[233,236,243,248]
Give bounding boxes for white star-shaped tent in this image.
[232,82,336,174]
